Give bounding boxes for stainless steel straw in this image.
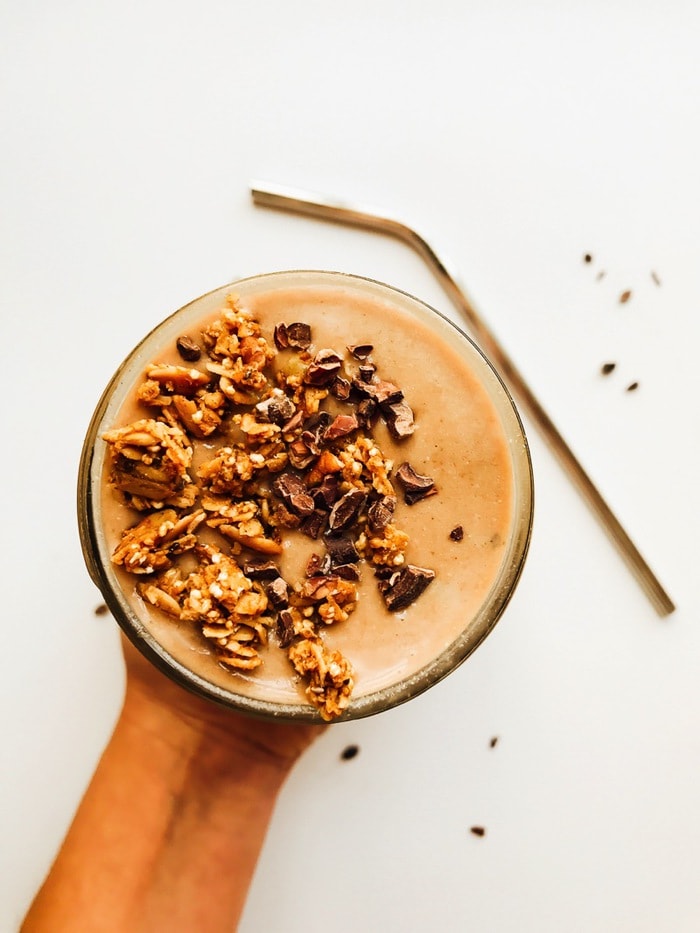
[251,181,675,616]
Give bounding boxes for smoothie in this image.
[82,272,532,721]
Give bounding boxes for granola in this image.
[102,294,436,720]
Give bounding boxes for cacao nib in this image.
[282,410,304,435]
[378,565,435,611]
[356,398,378,429]
[348,343,373,360]
[287,438,316,470]
[328,489,366,533]
[367,495,397,532]
[273,323,289,350]
[333,564,360,580]
[311,474,341,510]
[243,559,281,580]
[396,462,436,504]
[276,609,296,648]
[300,510,327,539]
[265,576,289,609]
[449,525,464,542]
[324,413,359,441]
[384,400,415,439]
[176,335,202,362]
[331,376,351,400]
[256,394,296,425]
[272,473,315,516]
[353,377,403,407]
[326,534,360,566]
[303,349,343,386]
[358,363,376,382]
[285,322,312,349]
[306,553,332,577]
[268,503,301,529]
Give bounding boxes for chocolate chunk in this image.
[176,335,202,362]
[333,564,360,581]
[367,495,396,532]
[276,609,296,648]
[449,525,464,542]
[272,473,315,516]
[300,510,327,539]
[301,412,332,454]
[340,743,360,760]
[378,565,435,611]
[328,489,366,533]
[306,553,331,577]
[395,462,436,504]
[600,362,616,376]
[286,322,312,349]
[384,400,415,439]
[348,344,373,360]
[281,410,304,435]
[311,474,341,511]
[358,363,376,383]
[470,826,486,837]
[331,376,351,400]
[273,322,289,350]
[324,413,359,441]
[243,559,281,580]
[287,438,316,470]
[256,394,296,425]
[353,377,403,407]
[303,349,343,387]
[265,576,289,609]
[326,534,360,566]
[356,398,378,429]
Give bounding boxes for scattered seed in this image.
[489,736,499,748]
[470,826,486,837]
[583,253,593,264]
[626,381,639,392]
[94,603,108,616]
[600,362,616,376]
[651,270,661,286]
[449,525,464,542]
[341,744,360,761]
[619,290,632,304]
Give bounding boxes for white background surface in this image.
[2,2,699,930]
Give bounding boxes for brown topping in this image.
[265,576,289,609]
[449,525,464,542]
[176,335,202,362]
[354,377,403,407]
[328,489,366,532]
[395,462,436,504]
[255,393,296,425]
[367,495,396,532]
[326,535,360,567]
[377,565,435,611]
[276,609,297,648]
[243,559,281,580]
[384,400,415,439]
[272,472,315,517]
[358,363,376,382]
[331,376,351,400]
[286,322,312,349]
[288,638,354,721]
[348,343,373,359]
[324,413,359,441]
[304,349,343,387]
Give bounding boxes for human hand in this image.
[120,634,325,775]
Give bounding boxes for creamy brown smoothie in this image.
[81,272,532,721]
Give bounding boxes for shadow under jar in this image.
[78,271,533,722]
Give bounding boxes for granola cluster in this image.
[103,295,436,720]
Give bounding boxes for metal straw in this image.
[250,181,675,616]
